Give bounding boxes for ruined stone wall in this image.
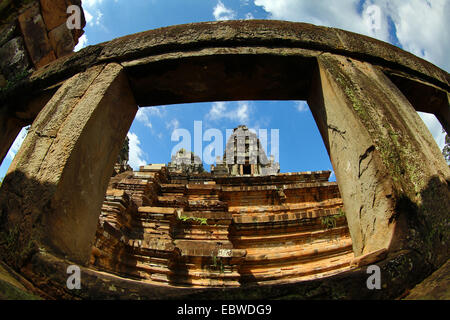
[0,0,85,88]
[91,167,353,287]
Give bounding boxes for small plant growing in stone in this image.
[211,254,224,273]
[178,215,208,225]
[337,208,346,220]
[320,215,337,229]
[321,209,346,229]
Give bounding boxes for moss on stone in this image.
[0,224,39,269]
[0,278,41,300]
[178,215,208,225]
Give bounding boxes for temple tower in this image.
[213,125,280,176]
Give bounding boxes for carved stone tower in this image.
[212,125,280,176]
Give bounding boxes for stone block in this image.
[350,248,388,268]
[0,23,17,47]
[18,4,55,68]
[40,0,68,31]
[0,36,30,80]
[48,22,74,58]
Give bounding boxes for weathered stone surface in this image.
[350,248,388,268]
[18,3,55,68]
[387,72,450,134]
[308,53,449,264]
[0,36,30,79]
[18,245,435,299]
[48,22,75,58]
[39,0,67,31]
[0,23,17,47]
[404,259,450,300]
[0,63,138,265]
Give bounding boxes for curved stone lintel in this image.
[3,20,449,108]
[1,21,448,166]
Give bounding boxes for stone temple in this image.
[0,0,448,299]
[91,126,352,287]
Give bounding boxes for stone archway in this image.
[0,20,448,298]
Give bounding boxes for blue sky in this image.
[1,0,449,180]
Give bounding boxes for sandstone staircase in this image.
[91,167,354,287]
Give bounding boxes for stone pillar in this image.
[0,63,137,265]
[308,53,450,265]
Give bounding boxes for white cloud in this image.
[207,101,251,123]
[135,107,166,130]
[208,101,226,119]
[74,34,88,52]
[253,0,449,72]
[236,102,250,123]
[84,9,93,25]
[254,0,449,149]
[254,0,380,38]
[83,0,105,7]
[6,127,28,161]
[127,132,147,170]
[82,0,119,28]
[136,109,152,129]
[84,8,104,27]
[418,112,445,150]
[295,101,309,112]
[245,12,255,20]
[213,1,236,21]
[165,118,180,131]
[381,0,449,72]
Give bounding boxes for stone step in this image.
[180,211,232,220]
[239,251,354,283]
[159,183,186,193]
[231,225,349,245]
[156,196,188,207]
[228,199,343,214]
[243,238,353,263]
[173,226,230,241]
[138,206,181,215]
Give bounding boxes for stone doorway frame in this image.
[0,21,448,298]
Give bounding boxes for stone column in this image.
[308,53,450,266]
[0,63,137,265]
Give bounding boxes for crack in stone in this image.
[358,145,375,178]
[328,124,346,139]
[35,131,56,139]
